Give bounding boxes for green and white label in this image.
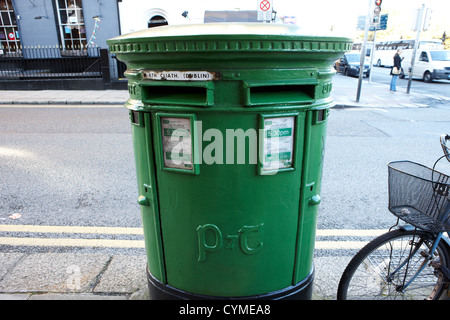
[263,116,294,171]
[143,70,217,81]
[161,117,193,170]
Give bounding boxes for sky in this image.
[273,0,450,38]
[199,0,449,39]
[184,0,450,40]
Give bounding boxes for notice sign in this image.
[143,70,218,81]
[262,116,294,171]
[161,117,193,170]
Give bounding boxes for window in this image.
[55,0,86,51]
[0,0,20,53]
[148,15,168,28]
[419,51,429,62]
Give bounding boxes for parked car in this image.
[335,53,370,77]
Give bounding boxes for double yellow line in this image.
[0,224,388,249]
[0,224,145,248]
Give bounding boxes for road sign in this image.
[369,14,388,31]
[412,7,432,31]
[257,0,273,21]
[358,13,388,31]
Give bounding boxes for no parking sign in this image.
[257,0,273,21]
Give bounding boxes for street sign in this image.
[412,7,432,31]
[357,15,366,30]
[358,14,388,31]
[369,14,388,31]
[257,0,273,21]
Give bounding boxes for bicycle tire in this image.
[337,229,449,300]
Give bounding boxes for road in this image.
[369,65,450,98]
[321,106,450,231]
[0,71,449,257]
[0,105,143,255]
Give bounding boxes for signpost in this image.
[407,4,432,94]
[357,0,388,100]
[356,0,375,102]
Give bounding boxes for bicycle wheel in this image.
[337,229,449,300]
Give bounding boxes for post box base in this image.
[147,267,314,300]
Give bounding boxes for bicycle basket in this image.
[388,161,450,233]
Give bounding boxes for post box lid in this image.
[107,23,352,70]
[108,23,351,43]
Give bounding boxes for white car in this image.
[406,50,450,83]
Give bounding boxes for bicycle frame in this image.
[387,198,450,292]
[339,135,450,300]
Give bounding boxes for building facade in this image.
[1,0,120,52]
[0,0,291,89]
[117,0,276,35]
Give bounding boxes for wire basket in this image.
[388,161,450,233]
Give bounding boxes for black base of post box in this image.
[146,267,314,300]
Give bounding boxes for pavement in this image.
[0,75,449,301]
[1,73,449,108]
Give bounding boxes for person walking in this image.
[390,49,402,92]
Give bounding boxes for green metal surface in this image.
[108,23,351,297]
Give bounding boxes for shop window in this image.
[55,0,87,54]
[0,0,20,53]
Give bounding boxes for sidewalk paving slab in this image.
[0,253,111,293]
[93,255,147,294]
[28,293,128,300]
[0,252,343,300]
[0,75,446,109]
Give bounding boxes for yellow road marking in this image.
[316,229,388,237]
[0,104,123,108]
[0,237,145,248]
[0,236,368,250]
[0,224,143,235]
[315,241,366,250]
[0,224,386,237]
[0,224,388,249]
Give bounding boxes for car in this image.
[402,50,450,83]
[334,53,370,77]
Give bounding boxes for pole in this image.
[356,0,372,102]
[368,29,377,83]
[407,4,424,94]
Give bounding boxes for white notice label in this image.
[161,117,193,170]
[143,71,217,81]
[263,117,295,171]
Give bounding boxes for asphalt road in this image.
[0,106,143,254]
[0,71,449,255]
[368,65,450,97]
[320,106,450,231]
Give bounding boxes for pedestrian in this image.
[390,49,402,92]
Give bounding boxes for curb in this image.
[0,100,125,105]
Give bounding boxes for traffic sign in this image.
[369,14,388,31]
[356,14,388,31]
[257,0,273,21]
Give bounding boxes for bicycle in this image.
[337,134,450,300]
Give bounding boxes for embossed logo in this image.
[196,223,264,262]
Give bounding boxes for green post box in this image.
[107,23,351,300]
